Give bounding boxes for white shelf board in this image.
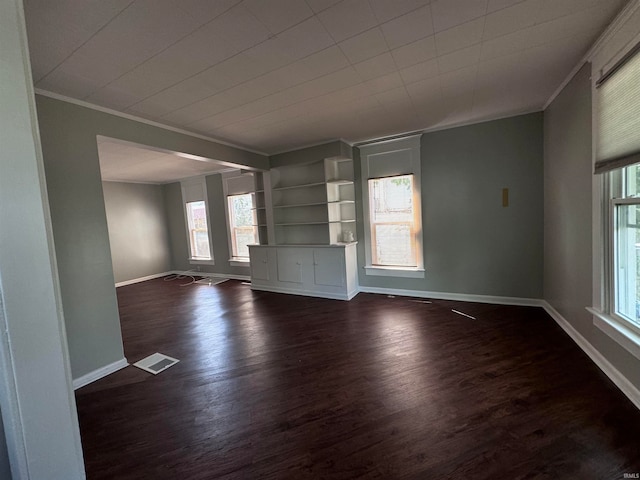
[274,221,329,226]
[273,201,327,209]
[272,181,326,191]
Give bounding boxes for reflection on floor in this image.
[76,279,640,479]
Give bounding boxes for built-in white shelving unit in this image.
[248,143,358,300]
[268,156,356,245]
[253,171,274,245]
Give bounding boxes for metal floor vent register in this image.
[133,353,179,375]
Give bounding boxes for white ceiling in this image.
[97,136,232,183]
[26,0,626,154]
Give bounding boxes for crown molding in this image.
[34,89,270,157]
[543,0,640,110]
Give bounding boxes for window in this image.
[592,38,640,358]
[186,200,211,259]
[360,135,424,278]
[181,178,213,264]
[368,175,417,267]
[227,193,258,258]
[608,164,640,337]
[221,171,259,266]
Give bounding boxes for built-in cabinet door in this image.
[313,248,345,287]
[250,247,270,281]
[276,248,309,284]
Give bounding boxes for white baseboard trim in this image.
[250,284,351,301]
[115,271,173,287]
[73,358,128,390]
[541,301,640,411]
[358,286,543,307]
[171,270,250,281]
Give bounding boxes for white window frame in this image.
[227,193,258,262]
[592,168,640,361]
[590,9,640,361]
[360,135,424,278]
[181,177,214,266]
[221,171,257,267]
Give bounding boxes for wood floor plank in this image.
[75,279,640,479]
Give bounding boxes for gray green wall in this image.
[544,63,640,390]
[103,181,171,284]
[355,113,544,299]
[36,95,268,380]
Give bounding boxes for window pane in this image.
[374,223,413,266]
[625,163,640,197]
[615,203,640,325]
[229,194,258,257]
[369,175,416,267]
[186,201,211,259]
[234,227,256,257]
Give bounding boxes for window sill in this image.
[229,258,250,268]
[364,265,425,278]
[588,307,640,361]
[189,258,215,266]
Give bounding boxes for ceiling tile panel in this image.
[480,4,606,63]
[430,0,488,32]
[271,17,336,60]
[486,0,527,14]
[37,0,212,93]
[96,35,238,105]
[339,28,389,64]
[399,58,439,84]
[25,0,132,82]
[362,72,405,94]
[177,0,242,23]
[482,0,543,40]
[96,2,281,103]
[126,76,220,118]
[380,6,434,50]
[305,0,342,14]
[244,0,313,33]
[374,86,413,106]
[391,36,437,69]
[405,76,442,102]
[536,0,605,24]
[479,26,536,61]
[37,70,102,99]
[369,0,432,23]
[353,52,398,80]
[439,65,477,97]
[86,85,147,110]
[301,46,351,77]
[317,0,378,42]
[435,18,485,56]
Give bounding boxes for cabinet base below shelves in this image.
[250,283,359,301]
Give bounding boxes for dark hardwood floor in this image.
[76,278,640,479]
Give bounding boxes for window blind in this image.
[182,181,205,203]
[226,173,255,196]
[594,43,640,174]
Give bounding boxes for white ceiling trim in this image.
[353,107,543,147]
[543,0,640,110]
[34,88,270,156]
[268,136,350,156]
